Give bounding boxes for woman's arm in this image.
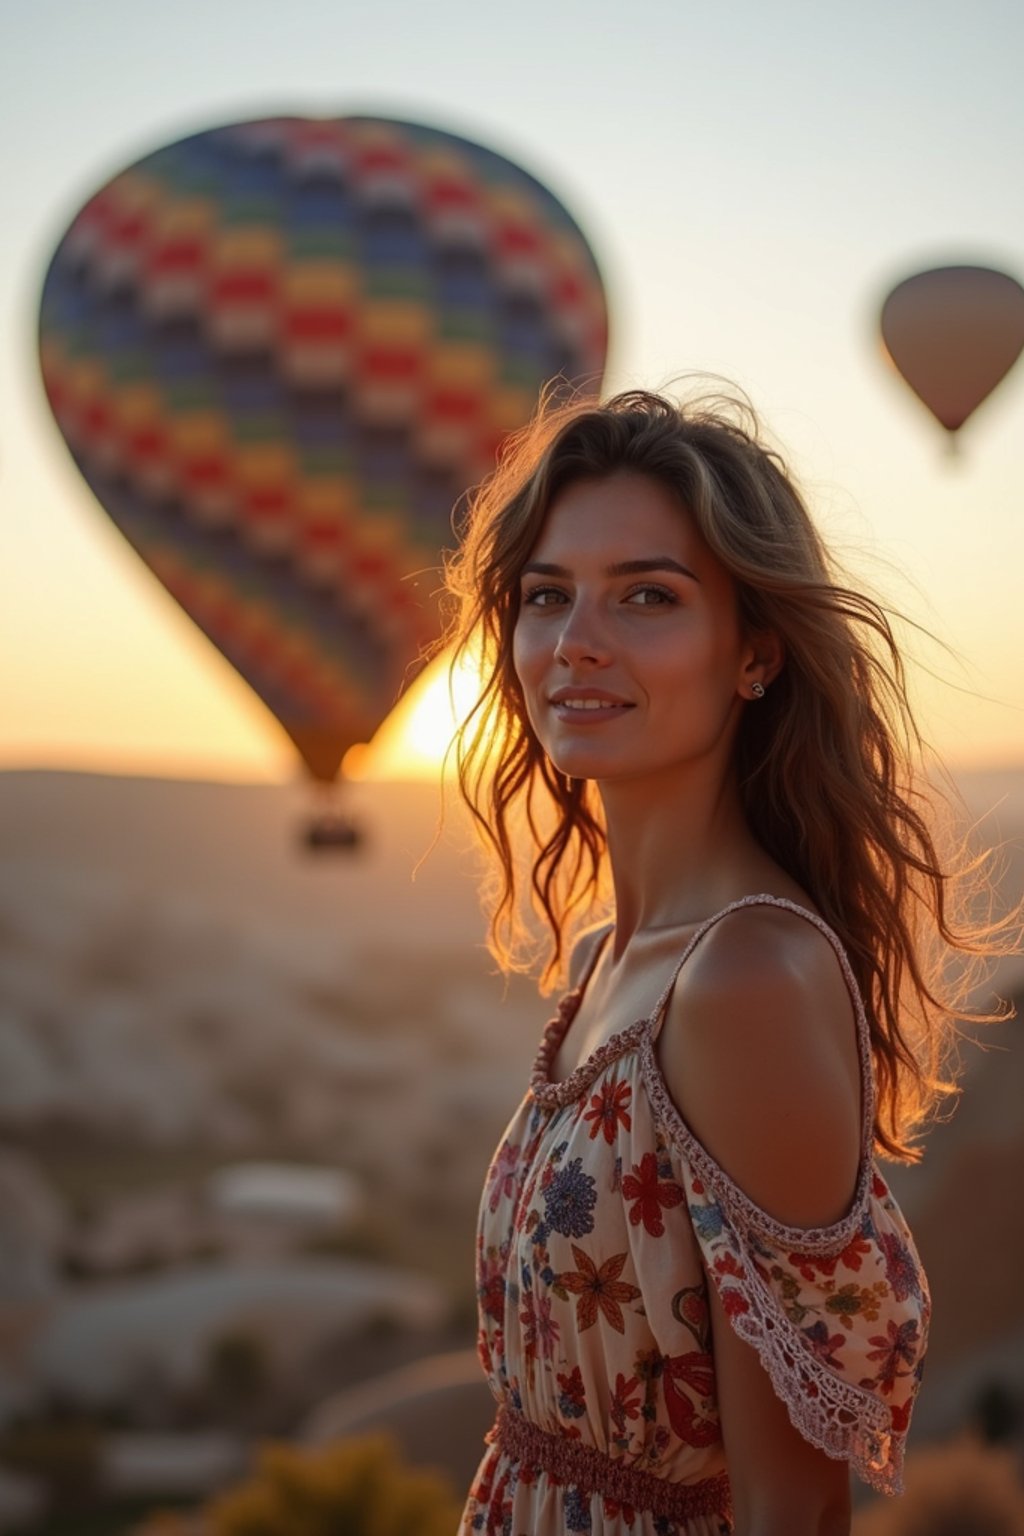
[657,904,863,1534]
[707,1277,851,1535]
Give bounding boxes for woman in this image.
[444,389,1004,1535]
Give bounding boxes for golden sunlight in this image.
[344,645,485,782]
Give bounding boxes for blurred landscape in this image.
[0,763,1021,1531]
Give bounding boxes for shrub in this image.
[134,1433,462,1536]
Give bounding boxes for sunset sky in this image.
[2,0,1022,782]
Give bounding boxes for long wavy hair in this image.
[442,386,1015,1160]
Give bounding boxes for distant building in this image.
[207,1162,362,1231]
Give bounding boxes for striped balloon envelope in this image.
[38,116,608,785]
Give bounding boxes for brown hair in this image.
[442,387,1016,1160]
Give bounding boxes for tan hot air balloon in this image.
[879,264,1024,449]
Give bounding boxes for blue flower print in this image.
[543,1157,598,1239]
[879,1229,922,1303]
[688,1200,724,1241]
[564,1485,592,1531]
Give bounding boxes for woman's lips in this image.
[548,690,634,722]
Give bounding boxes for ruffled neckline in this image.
[529,986,650,1110]
[527,893,876,1161]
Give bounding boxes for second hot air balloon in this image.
[879,264,1024,450]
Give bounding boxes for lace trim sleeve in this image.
[641,1033,928,1496]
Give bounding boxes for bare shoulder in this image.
[656,903,863,1229]
[682,902,856,1013]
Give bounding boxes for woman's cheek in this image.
[512,627,543,692]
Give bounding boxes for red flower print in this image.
[720,1286,750,1319]
[603,1497,637,1525]
[610,1371,642,1433]
[664,1351,720,1446]
[483,1465,513,1536]
[621,1152,685,1237]
[841,1233,873,1269]
[583,1076,632,1144]
[515,1172,539,1231]
[520,1288,559,1364]
[557,1245,641,1333]
[486,1138,521,1213]
[788,1232,871,1282]
[714,1250,746,1281]
[890,1399,911,1434]
[557,1365,586,1419]
[477,1250,506,1323]
[470,1454,496,1502]
[867,1318,920,1394]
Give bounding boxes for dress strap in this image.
[651,895,848,1033]
[647,893,875,1150]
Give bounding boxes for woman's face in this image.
[512,470,761,788]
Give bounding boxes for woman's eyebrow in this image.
[521,557,700,583]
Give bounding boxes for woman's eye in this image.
[521,586,567,607]
[625,584,676,606]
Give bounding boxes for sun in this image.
[343,645,485,782]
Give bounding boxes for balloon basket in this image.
[298,779,365,855]
[300,810,365,855]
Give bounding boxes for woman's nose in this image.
[553,602,610,666]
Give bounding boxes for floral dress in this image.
[459,895,929,1535]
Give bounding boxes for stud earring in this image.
[751,681,766,699]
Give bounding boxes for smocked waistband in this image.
[487,1401,733,1524]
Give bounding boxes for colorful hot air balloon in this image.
[879,264,1024,447]
[38,116,608,788]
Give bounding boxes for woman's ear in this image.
[740,629,785,695]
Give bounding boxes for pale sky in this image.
[2,0,1023,782]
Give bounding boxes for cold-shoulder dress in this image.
[459,895,930,1535]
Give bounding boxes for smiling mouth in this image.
[549,695,634,721]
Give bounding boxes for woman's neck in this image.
[598,762,776,954]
